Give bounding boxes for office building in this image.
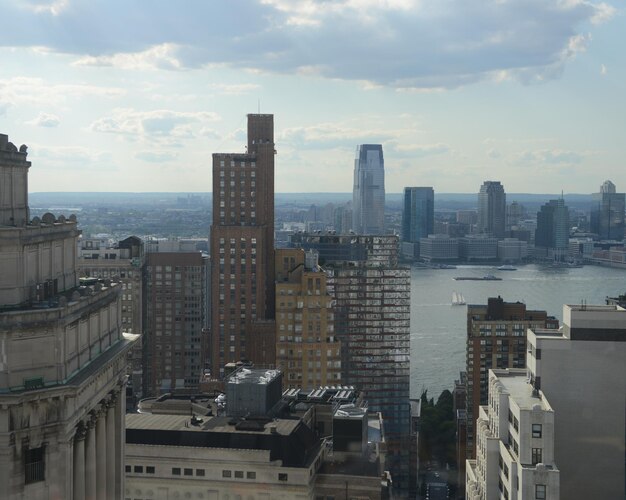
[210,114,276,377]
[459,235,498,262]
[401,187,434,250]
[352,144,385,234]
[477,181,506,239]
[275,248,341,390]
[590,180,625,241]
[506,201,525,229]
[419,234,459,261]
[144,250,209,395]
[292,234,411,493]
[466,369,560,500]
[497,238,528,263]
[535,199,569,260]
[0,134,137,499]
[78,236,146,401]
[465,297,558,460]
[527,304,626,500]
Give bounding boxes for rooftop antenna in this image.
[258,98,261,114]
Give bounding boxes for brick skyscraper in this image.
[210,114,276,377]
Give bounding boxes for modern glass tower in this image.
[402,187,434,243]
[477,181,506,239]
[590,180,625,241]
[535,198,569,258]
[352,144,385,234]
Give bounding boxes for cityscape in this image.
[1,2,626,500]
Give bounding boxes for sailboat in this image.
[452,291,466,306]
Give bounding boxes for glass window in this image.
[222,470,231,478]
[532,424,542,438]
[146,466,155,474]
[235,470,244,478]
[196,469,205,477]
[278,473,288,481]
[172,468,181,475]
[246,471,256,479]
[133,465,143,473]
[532,448,543,465]
[535,485,546,499]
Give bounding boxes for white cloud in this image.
[207,83,261,96]
[31,145,112,168]
[26,112,60,128]
[134,150,178,162]
[514,149,587,166]
[601,63,607,75]
[0,0,615,90]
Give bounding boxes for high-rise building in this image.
[477,181,506,239]
[535,199,569,259]
[78,236,146,401]
[290,234,411,493]
[590,180,625,241]
[527,304,626,500]
[144,250,208,396]
[275,248,341,390]
[464,297,558,460]
[210,114,276,377]
[352,144,385,234]
[402,187,434,248]
[0,134,137,498]
[466,369,560,500]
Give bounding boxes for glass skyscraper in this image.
[402,187,434,243]
[352,144,385,234]
[477,181,506,239]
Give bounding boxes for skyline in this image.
[0,0,624,194]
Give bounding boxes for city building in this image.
[352,144,385,234]
[275,248,341,390]
[459,235,498,262]
[497,238,529,263]
[466,369,560,500]
[535,199,569,260]
[419,234,459,261]
[527,304,626,500]
[144,250,209,395]
[210,114,276,377]
[590,179,625,241]
[292,234,411,493]
[506,201,525,230]
[401,187,434,256]
[0,134,137,498]
[464,297,558,461]
[477,181,506,239]
[125,369,390,499]
[78,236,146,401]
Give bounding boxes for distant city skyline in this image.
[0,1,624,194]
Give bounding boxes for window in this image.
[184,468,193,476]
[133,466,143,473]
[222,470,232,478]
[24,446,45,484]
[172,467,181,475]
[535,484,546,499]
[246,471,256,479]
[235,470,244,478]
[532,448,543,465]
[125,465,131,473]
[532,424,542,438]
[146,466,155,474]
[278,473,288,481]
[196,469,205,477]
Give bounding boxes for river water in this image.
[409,263,626,397]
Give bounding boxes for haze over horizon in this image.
[1,0,624,194]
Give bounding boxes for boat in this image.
[452,291,466,305]
[454,275,503,281]
[497,265,517,271]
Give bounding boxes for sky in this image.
[0,0,624,194]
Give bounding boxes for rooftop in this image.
[227,367,281,385]
[490,369,552,412]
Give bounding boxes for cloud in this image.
[30,145,112,169]
[280,123,396,150]
[385,141,450,159]
[514,149,587,166]
[0,0,616,90]
[601,63,607,75]
[26,112,60,127]
[89,108,221,142]
[134,150,178,162]
[207,83,261,96]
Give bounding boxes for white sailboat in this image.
[452,291,466,306]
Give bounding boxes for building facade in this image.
[352,144,385,235]
[144,251,209,395]
[401,187,434,247]
[275,248,341,390]
[459,236,498,262]
[210,114,276,377]
[527,304,626,500]
[465,297,558,460]
[477,181,506,239]
[0,133,136,499]
[590,180,625,241]
[466,369,559,500]
[535,199,569,259]
[419,234,459,261]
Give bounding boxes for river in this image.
[410,263,626,397]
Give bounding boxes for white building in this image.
[459,236,498,262]
[497,238,528,263]
[0,133,138,499]
[419,234,459,261]
[527,304,626,500]
[466,369,559,500]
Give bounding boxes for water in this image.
[410,264,626,397]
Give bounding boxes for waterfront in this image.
[410,263,626,397]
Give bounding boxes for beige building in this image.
[527,304,626,500]
[466,369,559,500]
[275,248,341,390]
[0,133,138,498]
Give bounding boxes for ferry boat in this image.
[497,265,517,271]
[454,275,502,281]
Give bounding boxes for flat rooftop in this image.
[227,367,281,385]
[491,369,552,412]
